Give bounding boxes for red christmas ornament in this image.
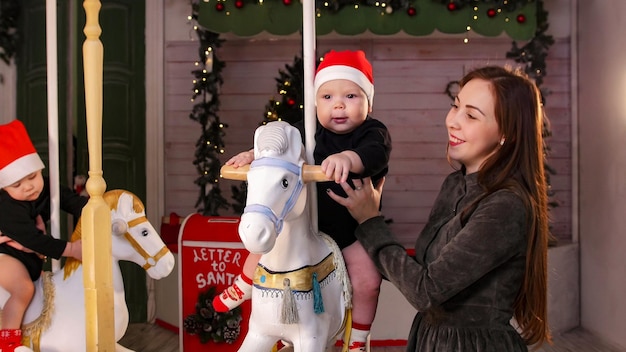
[235,0,244,9]
[287,98,296,106]
[407,7,417,16]
[516,14,526,23]
[487,8,497,18]
[283,0,292,5]
[447,2,457,11]
[215,2,225,11]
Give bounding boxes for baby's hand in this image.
[225,150,254,168]
[322,153,353,183]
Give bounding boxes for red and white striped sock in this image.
[212,273,253,312]
[348,322,371,352]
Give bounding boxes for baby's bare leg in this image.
[0,254,35,328]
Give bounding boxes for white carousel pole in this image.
[82,0,115,350]
[302,0,318,233]
[45,0,61,273]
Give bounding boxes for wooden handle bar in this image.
[220,164,330,183]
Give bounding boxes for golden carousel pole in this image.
[81,0,115,350]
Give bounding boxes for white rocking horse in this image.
[221,121,352,352]
[0,190,175,352]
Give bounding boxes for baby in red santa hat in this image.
[216,50,392,351]
[0,120,87,352]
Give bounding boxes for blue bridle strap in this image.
[243,157,304,234]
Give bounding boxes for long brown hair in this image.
[459,66,551,346]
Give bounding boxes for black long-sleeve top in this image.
[304,116,392,248]
[0,177,88,280]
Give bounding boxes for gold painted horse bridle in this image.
[124,216,170,270]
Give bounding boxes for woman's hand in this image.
[326,177,385,224]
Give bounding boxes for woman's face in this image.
[445,78,501,174]
[315,79,371,135]
[4,170,44,201]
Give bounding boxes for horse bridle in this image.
[243,157,304,234]
[125,216,170,270]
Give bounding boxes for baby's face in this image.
[315,79,370,135]
[4,170,44,202]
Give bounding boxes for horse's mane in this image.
[256,121,305,161]
[63,189,144,279]
[257,123,290,155]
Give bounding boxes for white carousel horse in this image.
[0,190,175,352]
[221,121,352,352]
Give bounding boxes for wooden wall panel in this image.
[164,37,572,246]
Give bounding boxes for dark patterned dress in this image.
[356,171,529,351]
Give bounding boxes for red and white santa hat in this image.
[314,50,374,107]
[0,120,45,189]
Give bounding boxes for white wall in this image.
[578,1,626,349]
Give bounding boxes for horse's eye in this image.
[142,229,149,237]
[281,179,289,188]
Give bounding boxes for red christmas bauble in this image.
[283,0,292,5]
[215,2,225,11]
[487,8,497,18]
[407,7,417,16]
[517,14,526,23]
[235,0,244,9]
[447,2,457,11]
[288,98,296,106]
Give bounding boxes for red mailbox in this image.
[178,214,251,351]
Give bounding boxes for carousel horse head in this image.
[222,121,326,254]
[64,189,175,280]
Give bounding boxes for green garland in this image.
[505,0,554,99]
[189,2,231,216]
[182,286,243,344]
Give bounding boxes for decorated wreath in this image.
[183,286,243,344]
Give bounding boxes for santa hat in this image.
[314,50,374,107]
[0,120,45,189]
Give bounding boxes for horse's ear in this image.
[117,192,136,217]
[220,164,249,181]
[302,165,330,183]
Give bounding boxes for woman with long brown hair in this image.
[329,65,552,351]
